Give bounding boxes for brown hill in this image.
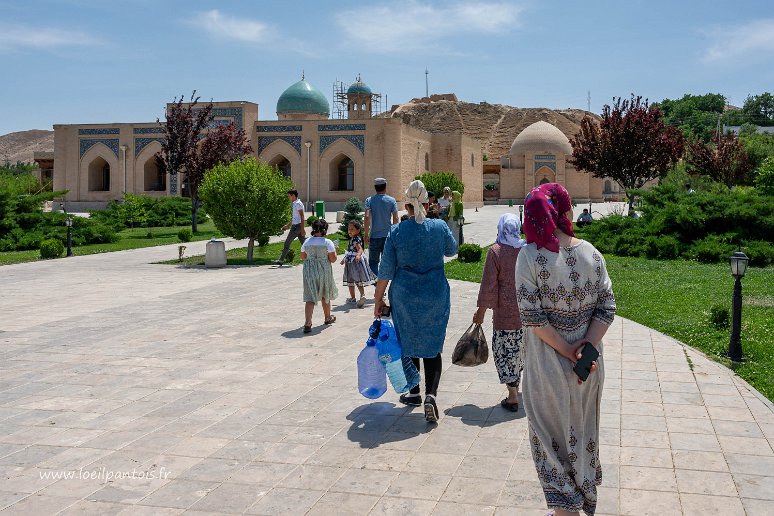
[388,99,597,159]
[0,130,54,165]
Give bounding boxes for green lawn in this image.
[0,220,222,266]
[158,238,346,267]
[445,249,774,401]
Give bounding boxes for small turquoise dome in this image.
[347,80,372,96]
[276,79,330,116]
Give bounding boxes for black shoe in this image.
[272,259,285,265]
[424,395,439,422]
[399,393,422,407]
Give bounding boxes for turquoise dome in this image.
[347,80,372,96]
[276,79,330,116]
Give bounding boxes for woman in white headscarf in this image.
[472,213,527,412]
[374,180,458,422]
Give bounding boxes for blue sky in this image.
[1,0,773,135]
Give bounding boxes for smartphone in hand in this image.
[573,341,600,382]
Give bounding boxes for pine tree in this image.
[339,197,364,235]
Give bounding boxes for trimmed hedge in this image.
[39,238,64,259]
[458,243,483,263]
[89,194,207,230]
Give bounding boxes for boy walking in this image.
[273,189,306,265]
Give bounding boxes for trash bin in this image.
[315,200,325,219]
[205,239,226,268]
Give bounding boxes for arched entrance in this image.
[143,157,165,191]
[88,157,111,191]
[268,155,292,179]
[330,154,354,191]
[535,166,555,186]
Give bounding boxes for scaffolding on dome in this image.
[332,78,385,119]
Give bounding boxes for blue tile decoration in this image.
[78,128,120,135]
[319,135,365,155]
[534,161,557,173]
[318,124,366,132]
[257,135,302,155]
[170,173,177,195]
[133,126,165,134]
[134,137,166,157]
[192,106,244,129]
[534,154,555,160]
[79,138,119,158]
[257,125,302,133]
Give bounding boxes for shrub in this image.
[257,235,270,247]
[306,215,318,226]
[146,230,153,239]
[178,228,193,242]
[89,194,207,229]
[709,305,730,330]
[687,234,735,263]
[415,171,465,196]
[645,235,681,259]
[745,240,774,267]
[457,243,483,263]
[39,238,64,259]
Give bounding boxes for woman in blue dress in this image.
[373,180,458,422]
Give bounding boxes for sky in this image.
[1,0,773,135]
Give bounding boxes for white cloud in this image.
[702,18,774,63]
[335,1,521,53]
[190,9,271,43]
[0,25,97,50]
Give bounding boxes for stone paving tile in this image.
[2,206,774,515]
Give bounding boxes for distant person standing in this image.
[364,178,399,276]
[273,189,306,265]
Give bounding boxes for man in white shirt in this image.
[274,189,306,264]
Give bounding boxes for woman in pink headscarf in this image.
[515,183,616,516]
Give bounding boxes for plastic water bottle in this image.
[370,320,420,393]
[357,338,387,399]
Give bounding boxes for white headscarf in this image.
[496,213,526,248]
[405,180,429,224]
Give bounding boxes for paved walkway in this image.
[1,206,773,515]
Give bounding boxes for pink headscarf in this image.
[523,183,575,253]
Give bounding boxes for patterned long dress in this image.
[515,240,616,515]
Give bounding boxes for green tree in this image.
[756,157,774,195]
[199,157,292,263]
[739,131,774,171]
[414,171,465,196]
[570,95,685,214]
[655,93,726,141]
[741,92,774,126]
[339,197,363,235]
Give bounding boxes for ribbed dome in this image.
[509,121,572,156]
[276,79,330,116]
[347,80,372,96]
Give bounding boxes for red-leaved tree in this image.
[686,132,752,188]
[570,95,685,214]
[193,122,253,185]
[156,92,213,233]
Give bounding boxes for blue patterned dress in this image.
[377,218,458,358]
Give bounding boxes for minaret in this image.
[346,75,373,120]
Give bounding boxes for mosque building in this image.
[47,75,614,212]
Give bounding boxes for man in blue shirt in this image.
[364,178,399,276]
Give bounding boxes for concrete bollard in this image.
[336,211,346,223]
[205,239,226,268]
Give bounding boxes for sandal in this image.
[500,399,519,412]
[303,324,312,333]
[324,316,336,325]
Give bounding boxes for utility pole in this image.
[425,68,429,98]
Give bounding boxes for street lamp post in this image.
[727,250,749,362]
[304,141,312,211]
[120,144,129,197]
[65,216,73,257]
[518,205,524,225]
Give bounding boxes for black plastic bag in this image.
[452,323,489,366]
